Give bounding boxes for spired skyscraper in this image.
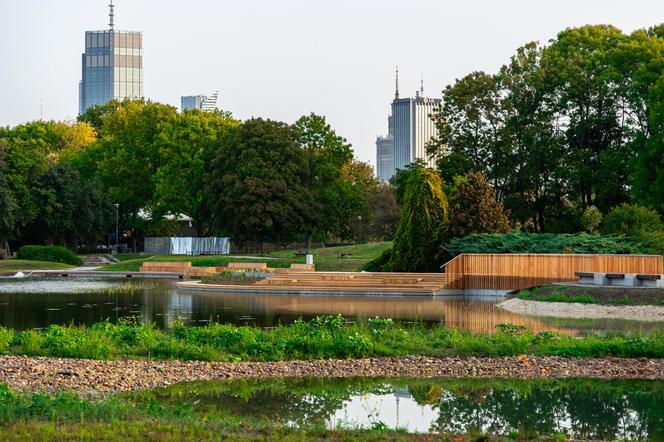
[79,1,143,114]
[375,68,441,182]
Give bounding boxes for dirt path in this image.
[1,355,662,394]
[499,298,664,322]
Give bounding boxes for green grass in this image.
[268,242,392,260]
[0,259,74,271]
[101,242,392,273]
[517,288,599,304]
[1,315,664,361]
[114,253,148,261]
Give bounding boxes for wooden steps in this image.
[253,271,446,294]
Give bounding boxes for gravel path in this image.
[1,355,663,394]
[499,298,664,322]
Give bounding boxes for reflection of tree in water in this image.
[145,377,393,426]
[141,377,664,439]
[411,379,664,440]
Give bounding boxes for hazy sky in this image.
[2,0,664,165]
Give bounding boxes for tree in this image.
[74,100,178,249]
[602,203,664,235]
[390,160,426,207]
[152,109,238,234]
[206,118,313,244]
[21,163,112,249]
[447,172,511,238]
[0,140,18,245]
[366,183,400,241]
[294,113,357,246]
[581,206,603,233]
[388,167,448,272]
[427,71,505,186]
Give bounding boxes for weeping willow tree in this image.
[388,167,448,272]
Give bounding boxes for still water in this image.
[138,377,664,440]
[0,277,662,335]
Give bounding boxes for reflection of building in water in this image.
[178,290,576,336]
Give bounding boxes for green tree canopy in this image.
[447,172,511,238]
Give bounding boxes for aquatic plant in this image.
[1,316,664,361]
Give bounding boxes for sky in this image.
[1,1,664,165]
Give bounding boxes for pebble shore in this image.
[1,355,663,394]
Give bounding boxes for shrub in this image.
[447,172,511,238]
[16,245,82,266]
[581,206,602,233]
[602,204,664,236]
[443,232,645,258]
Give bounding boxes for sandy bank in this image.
[1,355,662,394]
[498,298,664,322]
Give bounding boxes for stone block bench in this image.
[575,271,663,287]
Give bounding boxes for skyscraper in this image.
[79,1,143,114]
[180,91,220,113]
[375,69,441,181]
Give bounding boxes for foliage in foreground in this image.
[16,245,82,266]
[1,316,664,361]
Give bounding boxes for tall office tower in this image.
[79,1,143,114]
[180,91,220,112]
[375,69,441,181]
[376,115,394,182]
[181,95,205,112]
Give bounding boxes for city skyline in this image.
[2,0,664,165]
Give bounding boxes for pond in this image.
[136,377,664,440]
[0,277,662,336]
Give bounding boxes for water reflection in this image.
[141,378,664,440]
[0,277,662,336]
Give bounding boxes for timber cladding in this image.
[442,253,664,291]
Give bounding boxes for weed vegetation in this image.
[1,315,663,361]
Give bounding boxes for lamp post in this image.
[114,203,119,253]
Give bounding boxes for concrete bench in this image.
[636,274,663,287]
[575,272,595,285]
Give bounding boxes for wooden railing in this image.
[442,253,663,291]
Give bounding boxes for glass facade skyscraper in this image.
[79,28,143,114]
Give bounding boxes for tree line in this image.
[427,24,664,233]
[0,101,400,252]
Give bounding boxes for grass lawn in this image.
[517,285,664,306]
[0,259,74,271]
[101,242,392,273]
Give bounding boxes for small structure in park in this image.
[144,237,230,256]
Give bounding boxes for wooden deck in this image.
[178,271,448,297]
[442,253,664,292]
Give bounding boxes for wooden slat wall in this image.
[442,254,663,291]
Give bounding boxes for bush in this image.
[16,246,82,266]
[443,232,646,258]
[602,204,664,235]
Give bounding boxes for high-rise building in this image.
[181,95,205,112]
[181,91,220,113]
[376,115,394,182]
[375,69,441,181]
[79,1,143,115]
